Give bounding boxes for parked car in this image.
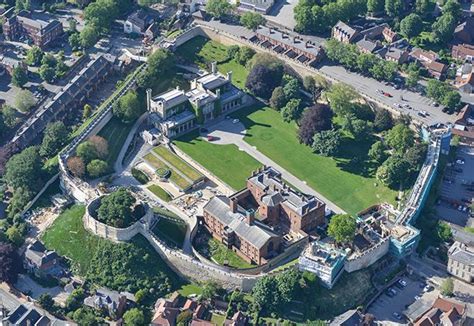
[415,295,421,300]
[232,118,240,124]
[392,312,402,320]
[398,279,407,287]
[207,135,217,141]
[423,285,433,292]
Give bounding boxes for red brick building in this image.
[202,167,326,265]
[3,12,63,48]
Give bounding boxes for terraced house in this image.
[146,63,248,139]
[202,167,326,265]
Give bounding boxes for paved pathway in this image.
[207,119,345,213]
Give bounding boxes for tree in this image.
[89,136,109,160]
[374,109,393,132]
[201,281,219,300]
[68,18,77,32]
[66,288,85,312]
[345,118,373,139]
[235,46,255,65]
[14,89,36,113]
[324,83,358,117]
[368,141,387,164]
[5,147,42,191]
[415,0,432,15]
[80,24,100,48]
[443,0,461,20]
[312,129,341,156]
[298,104,333,145]
[400,13,423,37]
[123,308,146,326]
[367,0,384,13]
[97,188,136,227]
[138,49,175,88]
[281,99,301,122]
[176,310,193,326]
[440,278,454,297]
[406,69,420,89]
[113,90,141,123]
[69,32,81,50]
[25,46,44,66]
[432,13,456,45]
[76,141,98,164]
[0,242,22,283]
[72,307,104,326]
[206,0,232,19]
[40,122,68,157]
[11,65,28,88]
[6,226,23,246]
[283,77,299,100]
[245,64,283,100]
[83,104,92,119]
[328,214,357,244]
[386,124,415,153]
[39,64,55,83]
[442,91,461,110]
[240,12,265,30]
[7,187,33,218]
[376,155,411,188]
[226,45,240,60]
[2,105,19,128]
[303,76,317,95]
[269,87,287,110]
[385,0,403,17]
[405,143,428,171]
[87,159,109,178]
[38,293,55,310]
[67,156,86,178]
[83,0,117,32]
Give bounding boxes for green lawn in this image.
[232,106,397,214]
[152,146,203,182]
[98,116,133,166]
[147,184,172,202]
[152,217,187,247]
[143,153,191,190]
[211,313,226,326]
[42,205,101,274]
[218,59,249,90]
[175,36,229,68]
[197,234,254,269]
[178,283,203,297]
[174,131,262,190]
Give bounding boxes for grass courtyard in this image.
[175,36,249,89]
[143,153,191,190]
[152,216,187,248]
[174,131,262,190]
[232,106,398,214]
[97,116,133,167]
[152,146,203,183]
[147,184,172,202]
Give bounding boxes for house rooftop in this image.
[196,72,229,91]
[333,21,358,38]
[153,88,189,108]
[301,241,347,268]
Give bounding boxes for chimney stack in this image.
[230,197,238,213]
[226,71,232,82]
[146,88,152,112]
[211,61,217,74]
[245,209,255,225]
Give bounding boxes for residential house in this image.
[253,26,325,65]
[24,240,65,279]
[413,297,467,325]
[451,104,474,144]
[380,46,409,64]
[146,63,246,139]
[410,48,447,79]
[0,55,27,75]
[454,17,474,44]
[332,21,359,44]
[356,37,382,54]
[124,10,154,34]
[448,241,474,283]
[144,22,160,43]
[329,309,365,325]
[3,11,63,48]
[237,0,275,14]
[382,26,399,43]
[455,67,474,94]
[151,293,181,326]
[452,43,474,62]
[1,304,53,326]
[224,311,248,326]
[83,288,133,319]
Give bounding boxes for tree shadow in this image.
[333,134,377,178]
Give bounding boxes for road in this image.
[206,119,345,213]
[198,20,463,126]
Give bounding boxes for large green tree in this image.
[113,90,142,123]
[432,13,456,45]
[97,188,136,227]
[123,308,146,326]
[40,121,68,157]
[25,46,44,66]
[5,147,42,191]
[328,214,357,244]
[324,83,358,117]
[400,13,423,38]
[11,65,28,88]
[386,124,415,153]
[14,89,35,113]
[311,129,341,156]
[240,12,265,30]
[206,0,232,19]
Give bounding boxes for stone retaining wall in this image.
[344,237,391,273]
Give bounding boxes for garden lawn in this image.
[153,146,203,182]
[148,184,172,202]
[178,284,203,297]
[233,106,397,215]
[143,153,191,190]
[152,217,187,247]
[174,131,262,190]
[42,205,101,274]
[207,237,253,269]
[98,116,133,166]
[218,60,249,90]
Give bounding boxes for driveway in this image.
[14,274,68,306]
[206,119,345,213]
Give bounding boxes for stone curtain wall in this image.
[344,237,390,273]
